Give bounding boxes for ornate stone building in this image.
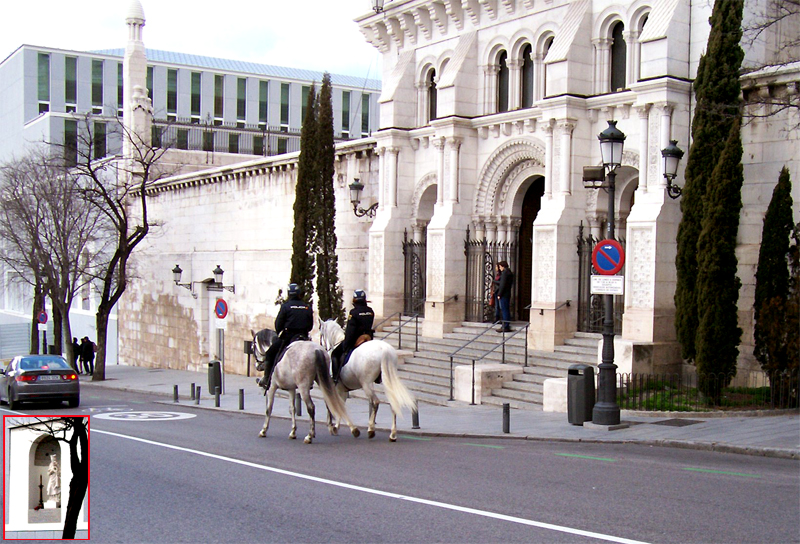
[120,0,798,377]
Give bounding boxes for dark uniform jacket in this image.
[497,267,514,299]
[342,300,375,354]
[275,297,313,339]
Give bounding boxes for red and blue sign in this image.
[592,239,625,275]
[37,311,48,324]
[214,298,228,319]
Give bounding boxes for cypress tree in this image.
[694,118,744,400]
[314,73,345,322]
[674,0,744,361]
[289,83,318,302]
[753,167,798,374]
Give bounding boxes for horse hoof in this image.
[352,428,361,438]
[289,433,296,440]
[258,431,266,438]
[304,436,312,444]
[368,430,375,439]
[330,427,338,436]
[389,436,397,442]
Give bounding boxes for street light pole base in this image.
[592,402,621,426]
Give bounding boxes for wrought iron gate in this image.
[576,223,624,334]
[403,229,426,316]
[464,228,518,322]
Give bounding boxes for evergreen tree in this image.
[674,0,744,361]
[313,73,345,322]
[289,83,318,301]
[754,167,798,374]
[695,118,744,400]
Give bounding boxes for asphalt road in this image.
[5,389,799,544]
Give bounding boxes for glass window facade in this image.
[342,90,350,136]
[237,78,246,122]
[64,119,78,165]
[167,69,178,117]
[147,66,153,99]
[280,83,289,128]
[191,72,201,120]
[94,121,106,159]
[361,93,370,136]
[258,81,268,126]
[38,53,50,112]
[117,62,123,115]
[301,85,310,124]
[92,59,104,110]
[65,57,77,105]
[214,75,224,122]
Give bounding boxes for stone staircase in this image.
[372,319,600,410]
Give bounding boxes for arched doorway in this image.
[517,176,545,321]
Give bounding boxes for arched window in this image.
[636,15,649,82]
[497,51,509,113]
[521,44,534,109]
[541,36,554,99]
[610,22,627,92]
[427,68,437,122]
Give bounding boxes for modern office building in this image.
[0,44,381,165]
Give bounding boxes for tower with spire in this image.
[123,0,151,157]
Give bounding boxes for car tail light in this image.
[16,375,37,382]
[61,374,78,381]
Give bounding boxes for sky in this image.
[0,0,383,81]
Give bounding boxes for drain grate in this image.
[650,418,703,427]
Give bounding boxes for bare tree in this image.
[51,114,174,380]
[8,417,89,539]
[0,151,103,362]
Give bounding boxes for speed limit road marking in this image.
[94,411,196,421]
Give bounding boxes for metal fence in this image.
[464,228,518,322]
[403,229,426,317]
[616,369,799,411]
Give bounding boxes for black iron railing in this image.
[374,312,421,352]
[616,369,799,411]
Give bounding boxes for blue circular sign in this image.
[214,298,228,319]
[37,311,48,324]
[592,240,625,275]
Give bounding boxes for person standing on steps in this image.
[496,261,514,333]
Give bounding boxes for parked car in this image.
[0,355,80,409]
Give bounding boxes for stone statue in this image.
[46,454,60,505]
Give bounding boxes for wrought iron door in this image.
[576,223,624,333]
[464,228,518,322]
[403,229,426,316]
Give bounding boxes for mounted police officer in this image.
[331,289,375,384]
[258,283,314,388]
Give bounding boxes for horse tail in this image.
[314,348,352,425]
[380,344,417,416]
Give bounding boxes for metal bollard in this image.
[195,386,201,405]
[215,386,221,407]
[173,385,179,403]
[294,393,302,416]
[502,403,510,434]
[190,383,196,400]
[239,389,244,410]
[412,401,420,429]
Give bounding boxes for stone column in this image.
[534,53,545,102]
[657,103,674,190]
[433,137,446,205]
[386,147,399,208]
[416,82,427,126]
[636,104,651,191]
[484,64,499,115]
[544,119,555,199]
[592,38,611,94]
[507,58,522,110]
[558,121,575,196]
[623,30,636,88]
[377,147,386,211]
[447,137,462,203]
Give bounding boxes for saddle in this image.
[276,333,310,362]
[353,333,372,349]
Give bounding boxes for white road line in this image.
[94,428,650,544]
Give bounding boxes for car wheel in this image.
[8,394,19,410]
[67,397,80,408]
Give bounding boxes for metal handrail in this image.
[447,321,530,401]
[375,312,420,352]
[529,300,571,316]
[431,294,459,308]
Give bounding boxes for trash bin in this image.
[568,364,595,425]
[208,360,221,393]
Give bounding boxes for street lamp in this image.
[661,140,685,199]
[372,0,385,13]
[349,178,378,218]
[172,264,235,296]
[593,120,626,426]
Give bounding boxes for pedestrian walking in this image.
[496,261,514,332]
[80,337,95,375]
[71,337,81,373]
[491,264,502,324]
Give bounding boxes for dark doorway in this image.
[517,176,545,321]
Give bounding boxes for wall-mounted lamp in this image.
[172,264,197,298]
[349,178,378,219]
[212,265,235,293]
[372,0,385,13]
[661,140,685,200]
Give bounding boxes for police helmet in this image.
[288,283,301,297]
[353,289,367,302]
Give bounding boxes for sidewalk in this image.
[82,365,800,460]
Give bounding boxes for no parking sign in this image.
[214,298,228,329]
[592,239,625,275]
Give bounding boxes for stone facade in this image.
[120,1,799,376]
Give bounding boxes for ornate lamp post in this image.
[212,265,236,293]
[592,120,626,426]
[349,178,378,218]
[661,140,685,199]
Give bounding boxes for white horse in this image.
[319,320,417,442]
[252,329,359,444]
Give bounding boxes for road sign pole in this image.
[593,168,621,426]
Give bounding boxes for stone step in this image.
[501,379,543,394]
[397,368,452,388]
[488,386,542,404]
[482,393,543,410]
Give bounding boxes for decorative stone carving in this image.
[534,228,556,303]
[628,227,655,309]
[370,234,384,293]
[428,232,444,297]
[474,139,546,217]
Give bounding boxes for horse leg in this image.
[301,387,315,444]
[259,385,277,437]
[366,386,379,439]
[327,406,337,436]
[288,387,297,440]
[390,412,398,442]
